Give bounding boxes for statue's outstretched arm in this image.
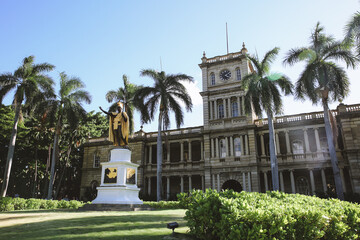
[99,106,113,116]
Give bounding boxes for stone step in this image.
[78,203,153,211]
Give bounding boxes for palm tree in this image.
[134,69,193,201]
[283,22,357,200]
[242,47,293,191]
[105,74,142,135]
[0,56,54,197]
[345,11,360,56]
[46,72,91,199]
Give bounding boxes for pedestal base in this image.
[92,186,143,204]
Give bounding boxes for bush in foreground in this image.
[0,197,86,211]
[178,189,360,240]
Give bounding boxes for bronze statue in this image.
[99,102,129,146]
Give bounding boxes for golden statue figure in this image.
[99,102,129,146]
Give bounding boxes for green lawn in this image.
[0,209,191,240]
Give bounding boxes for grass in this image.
[0,209,191,240]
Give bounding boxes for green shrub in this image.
[179,189,360,240]
[0,197,86,211]
[143,201,183,209]
[0,197,15,211]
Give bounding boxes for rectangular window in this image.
[232,102,239,117]
[218,104,224,118]
[93,155,100,168]
[236,69,241,80]
[211,73,215,85]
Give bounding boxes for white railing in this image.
[205,51,244,64]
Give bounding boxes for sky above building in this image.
[1,1,359,133]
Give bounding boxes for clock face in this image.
[220,69,231,81]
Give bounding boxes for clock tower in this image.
[199,43,260,191]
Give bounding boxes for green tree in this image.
[242,47,293,191]
[105,74,142,135]
[0,56,54,197]
[46,72,91,199]
[134,69,193,201]
[345,11,360,56]
[283,23,357,200]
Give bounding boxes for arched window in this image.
[93,152,100,168]
[292,140,304,154]
[218,104,224,119]
[296,176,310,195]
[236,68,241,80]
[210,73,215,85]
[232,101,239,117]
[234,137,241,156]
[219,139,227,158]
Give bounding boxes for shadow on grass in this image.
[0,211,193,240]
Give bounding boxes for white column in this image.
[230,136,234,156]
[217,174,221,191]
[200,141,204,160]
[188,140,192,162]
[180,142,184,162]
[225,137,229,157]
[260,134,265,156]
[314,128,321,152]
[290,170,296,193]
[240,135,244,156]
[149,145,152,164]
[180,176,184,193]
[211,138,214,158]
[189,175,192,192]
[167,177,170,200]
[264,172,269,191]
[209,101,213,120]
[285,130,291,154]
[275,132,280,155]
[245,134,249,155]
[340,168,347,193]
[214,100,218,119]
[280,171,285,192]
[237,96,241,116]
[201,175,205,191]
[321,168,327,192]
[242,172,247,191]
[215,137,219,157]
[241,96,245,115]
[223,99,227,118]
[247,172,252,192]
[167,144,171,162]
[148,177,151,195]
[303,128,311,153]
[227,98,231,117]
[212,174,215,189]
[309,169,315,195]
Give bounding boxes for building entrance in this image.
[222,180,242,192]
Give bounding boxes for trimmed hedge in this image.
[143,200,183,209]
[178,189,360,240]
[0,197,86,211]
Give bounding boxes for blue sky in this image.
[1,1,359,132]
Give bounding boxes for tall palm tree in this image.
[242,47,293,191]
[345,11,360,56]
[283,23,357,200]
[45,72,91,199]
[105,74,142,135]
[0,56,54,197]
[134,69,193,201]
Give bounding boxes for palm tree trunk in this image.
[267,112,279,191]
[42,144,52,198]
[32,148,38,198]
[1,103,21,197]
[156,112,163,202]
[47,117,61,199]
[54,142,72,199]
[322,99,344,200]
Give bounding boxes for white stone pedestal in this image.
[92,148,143,204]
